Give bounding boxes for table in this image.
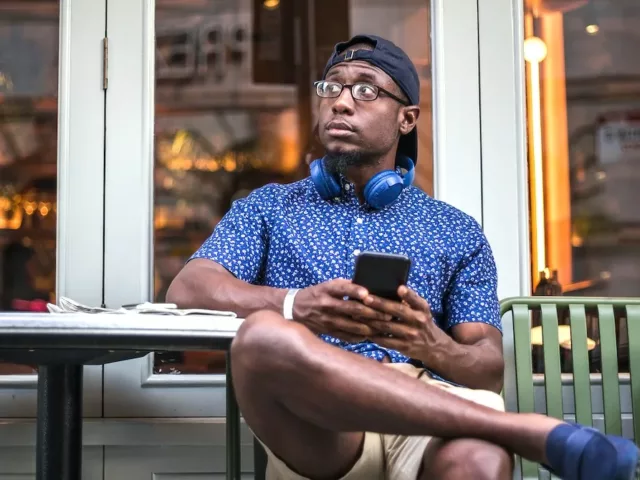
[0,312,244,480]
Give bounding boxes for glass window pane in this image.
[0,2,59,375]
[524,0,640,373]
[152,0,433,374]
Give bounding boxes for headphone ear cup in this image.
[310,158,341,200]
[364,171,404,210]
[396,155,415,188]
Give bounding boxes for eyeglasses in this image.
[314,80,409,106]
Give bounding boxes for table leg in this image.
[253,437,268,480]
[226,351,241,480]
[36,364,83,480]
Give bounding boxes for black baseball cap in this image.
[322,34,420,164]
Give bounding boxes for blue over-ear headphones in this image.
[310,155,415,210]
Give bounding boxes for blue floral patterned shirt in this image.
[191,177,501,385]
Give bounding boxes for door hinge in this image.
[102,37,109,90]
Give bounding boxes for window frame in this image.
[102,0,486,418]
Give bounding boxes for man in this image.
[167,35,638,480]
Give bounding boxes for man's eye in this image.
[355,84,377,98]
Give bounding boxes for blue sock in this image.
[545,423,574,474]
[545,424,617,480]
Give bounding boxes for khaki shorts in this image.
[258,363,505,480]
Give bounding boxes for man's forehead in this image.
[325,61,393,85]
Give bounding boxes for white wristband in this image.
[283,289,300,320]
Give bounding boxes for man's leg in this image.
[417,377,513,480]
[231,313,369,479]
[230,311,559,478]
[419,439,513,480]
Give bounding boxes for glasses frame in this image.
[314,80,409,106]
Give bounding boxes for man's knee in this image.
[230,310,312,378]
[422,438,513,480]
[232,311,285,365]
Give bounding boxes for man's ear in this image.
[399,106,420,135]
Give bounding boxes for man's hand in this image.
[361,286,444,361]
[362,285,505,392]
[293,279,392,343]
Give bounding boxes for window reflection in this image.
[153,0,433,374]
[0,3,59,375]
[525,0,640,373]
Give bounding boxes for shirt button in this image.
[356,218,363,224]
[353,249,361,256]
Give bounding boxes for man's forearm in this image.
[165,259,287,318]
[417,330,504,393]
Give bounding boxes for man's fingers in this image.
[367,320,415,339]
[324,315,377,338]
[333,299,392,322]
[398,286,431,313]
[363,295,408,318]
[325,279,369,301]
[362,294,423,328]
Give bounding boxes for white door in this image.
[101,0,485,476]
[0,0,106,416]
[0,0,108,475]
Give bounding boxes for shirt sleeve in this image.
[444,228,502,333]
[189,192,268,284]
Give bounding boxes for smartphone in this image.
[352,252,412,301]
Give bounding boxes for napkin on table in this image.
[47,297,237,317]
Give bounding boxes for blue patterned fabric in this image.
[191,177,501,385]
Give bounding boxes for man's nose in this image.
[331,87,355,115]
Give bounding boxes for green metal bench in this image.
[501,296,640,479]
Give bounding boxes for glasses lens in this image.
[352,83,378,101]
[316,81,342,98]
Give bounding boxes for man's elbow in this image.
[485,354,505,394]
[165,275,191,307]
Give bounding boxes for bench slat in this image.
[597,304,622,436]
[626,305,640,442]
[512,304,540,479]
[513,304,535,414]
[569,304,593,427]
[541,304,563,420]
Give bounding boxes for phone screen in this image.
[352,252,411,301]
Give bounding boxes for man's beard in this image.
[324,151,380,176]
